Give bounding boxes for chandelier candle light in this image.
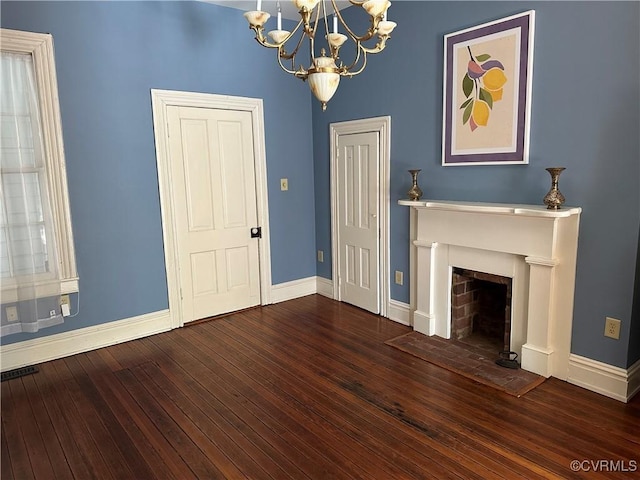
[244,0,397,110]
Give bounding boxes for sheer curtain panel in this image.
[0,51,63,336]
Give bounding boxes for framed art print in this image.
[442,11,535,166]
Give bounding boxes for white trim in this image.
[628,360,640,402]
[0,28,78,293]
[568,354,640,403]
[388,299,411,326]
[0,309,171,372]
[316,276,334,299]
[271,277,317,304]
[330,116,391,317]
[151,89,272,328]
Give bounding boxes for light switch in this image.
[280,178,288,191]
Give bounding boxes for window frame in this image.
[1,28,78,302]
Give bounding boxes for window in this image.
[0,28,77,302]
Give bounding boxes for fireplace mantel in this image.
[400,199,581,379]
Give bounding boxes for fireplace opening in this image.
[451,267,512,357]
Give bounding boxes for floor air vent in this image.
[1,365,39,382]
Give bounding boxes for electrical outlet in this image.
[60,294,70,306]
[317,250,324,262]
[280,178,288,191]
[395,270,403,285]
[6,306,18,322]
[604,317,621,339]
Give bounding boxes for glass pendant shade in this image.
[243,10,270,27]
[377,20,397,36]
[293,0,321,10]
[362,0,391,17]
[308,56,340,111]
[268,29,291,44]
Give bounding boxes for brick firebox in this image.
[451,268,512,354]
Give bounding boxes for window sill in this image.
[1,277,78,304]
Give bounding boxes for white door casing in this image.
[167,106,260,320]
[152,90,272,328]
[330,117,390,317]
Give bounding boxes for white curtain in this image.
[0,51,63,336]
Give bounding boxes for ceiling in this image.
[203,1,352,21]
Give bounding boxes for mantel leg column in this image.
[412,241,438,336]
[522,257,558,377]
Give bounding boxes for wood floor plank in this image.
[20,374,74,480]
[163,329,374,480]
[1,425,15,480]
[93,362,198,480]
[199,316,477,480]
[6,379,55,479]
[133,361,257,480]
[136,354,309,480]
[1,381,35,480]
[115,366,227,479]
[30,362,100,480]
[144,334,334,480]
[2,295,638,480]
[217,306,555,479]
[179,324,449,480]
[62,356,140,479]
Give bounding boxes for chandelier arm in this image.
[275,47,308,78]
[342,48,368,77]
[278,26,307,60]
[360,36,390,54]
[251,17,305,50]
[331,4,377,44]
[339,42,366,74]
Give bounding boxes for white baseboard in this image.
[388,299,411,326]
[0,309,172,372]
[316,276,334,299]
[270,276,317,304]
[568,354,640,403]
[626,359,640,401]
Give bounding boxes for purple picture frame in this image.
[442,11,535,166]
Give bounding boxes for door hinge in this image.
[251,226,262,239]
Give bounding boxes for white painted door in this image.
[167,105,260,322]
[336,131,380,313]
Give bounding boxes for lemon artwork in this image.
[460,46,508,132]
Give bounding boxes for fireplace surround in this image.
[399,200,581,379]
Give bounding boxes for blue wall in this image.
[1,1,316,344]
[313,1,640,368]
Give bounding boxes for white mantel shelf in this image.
[400,198,582,380]
[398,199,582,218]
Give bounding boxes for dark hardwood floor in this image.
[2,295,639,479]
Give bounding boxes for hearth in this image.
[451,268,512,358]
[400,200,581,379]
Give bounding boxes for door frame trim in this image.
[151,89,272,328]
[330,116,390,317]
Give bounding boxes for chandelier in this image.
[244,0,396,110]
